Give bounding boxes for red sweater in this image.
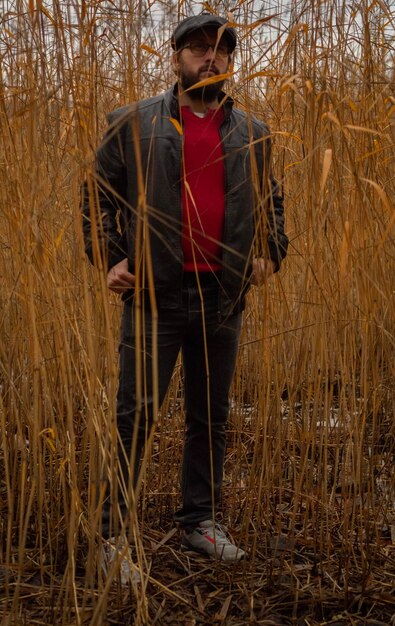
[181,106,225,272]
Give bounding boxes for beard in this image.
[179,63,225,103]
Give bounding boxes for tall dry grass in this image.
[1,1,394,624]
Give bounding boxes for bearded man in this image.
[82,13,288,582]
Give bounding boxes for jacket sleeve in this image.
[256,123,288,272]
[81,112,129,271]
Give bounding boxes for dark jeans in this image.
[102,274,242,538]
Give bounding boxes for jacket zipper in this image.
[218,117,230,316]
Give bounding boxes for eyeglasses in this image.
[181,42,230,59]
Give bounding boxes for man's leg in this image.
[174,284,242,527]
[102,302,182,538]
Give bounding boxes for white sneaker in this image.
[101,536,140,586]
[181,521,245,563]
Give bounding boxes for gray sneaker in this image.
[101,536,140,586]
[181,521,245,563]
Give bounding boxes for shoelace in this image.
[201,524,227,540]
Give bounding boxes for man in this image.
[82,13,288,577]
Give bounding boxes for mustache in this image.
[199,63,219,75]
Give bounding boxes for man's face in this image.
[174,28,232,102]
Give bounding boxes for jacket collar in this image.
[165,83,234,120]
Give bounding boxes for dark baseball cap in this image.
[171,13,237,52]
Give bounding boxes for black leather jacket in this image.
[82,85,288,316]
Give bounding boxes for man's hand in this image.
[250,257,276,286]
[107,258,135,293]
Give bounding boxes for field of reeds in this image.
[1,0,394,624]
